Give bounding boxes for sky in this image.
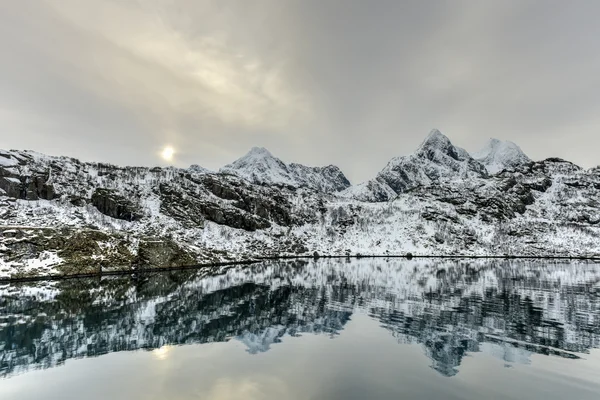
[1,0,599,183]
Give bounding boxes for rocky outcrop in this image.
[198,175,295,227]
[134,239,196,269]
[0,171,55,201]
[197,202,270,231]
[91,188,142,221]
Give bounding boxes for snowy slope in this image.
[472,139,532,174]
[188,164,212,174]
[220,147,351,193]
[1,129,600,278]
[288,163,351,193]
[339,178,397,202]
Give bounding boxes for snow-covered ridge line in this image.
[220,146,351,193]
[340,129,536,201]
[1,129,600,279]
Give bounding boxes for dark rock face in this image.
[232,190,293,227]
[0,172,55,200]
[199,175,241,201]
[91,189,142,221]
[134,239,196,269]
[0,177,21,198]
[157,178,294,231]
[157,183,207,229]
[197,201,270,231]
[198,174,295,227]
[24,175,55,200]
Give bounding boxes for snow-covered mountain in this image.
[220,146,351,193]
[341,129,487,201]
[472,138,532,174]
[1,130,599,279]
[188,164,212,174]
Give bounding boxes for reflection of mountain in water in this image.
[0,259,599,378]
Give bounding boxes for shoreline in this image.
[2,254,600,283]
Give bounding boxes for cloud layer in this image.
[1,0,598,182]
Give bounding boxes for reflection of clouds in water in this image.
[205,377,289,400]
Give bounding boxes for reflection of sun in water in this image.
[153,345,171,360]
[161,146,175,161]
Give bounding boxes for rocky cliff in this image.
[1,131,599,279]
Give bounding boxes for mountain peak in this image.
[357,129,487,199]
[416,129,467,162]
[416,129,455,154]
[246,146,274,158]
[188,164,211,174]
[219,147,351,192]
[426,128,445,140]
[472,139,531,174]
[220,146,292,185]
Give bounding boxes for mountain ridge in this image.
[341,129,489,201]
[220,146,351,193]
[1,129,599,279]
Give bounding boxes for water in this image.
[0,258,599,399]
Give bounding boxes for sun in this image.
[161,146,175,161]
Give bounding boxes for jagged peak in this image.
[246,146,275,158]
[426,128,445,140]
[222,146,286,169]
[417,129,453,151]
[413,129,470,164]
[219,147,350,192]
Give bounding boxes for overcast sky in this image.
[1,0,599,182]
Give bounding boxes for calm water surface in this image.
[0,259,599,399]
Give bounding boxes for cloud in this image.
[54,1,310,129]
[0,0,599,181]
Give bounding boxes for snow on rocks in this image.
[342,129,488,202]
[472,138,532,174]
[220,146,351,193]
[1,129,600,279]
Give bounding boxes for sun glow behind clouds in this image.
[161,146,175,161]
